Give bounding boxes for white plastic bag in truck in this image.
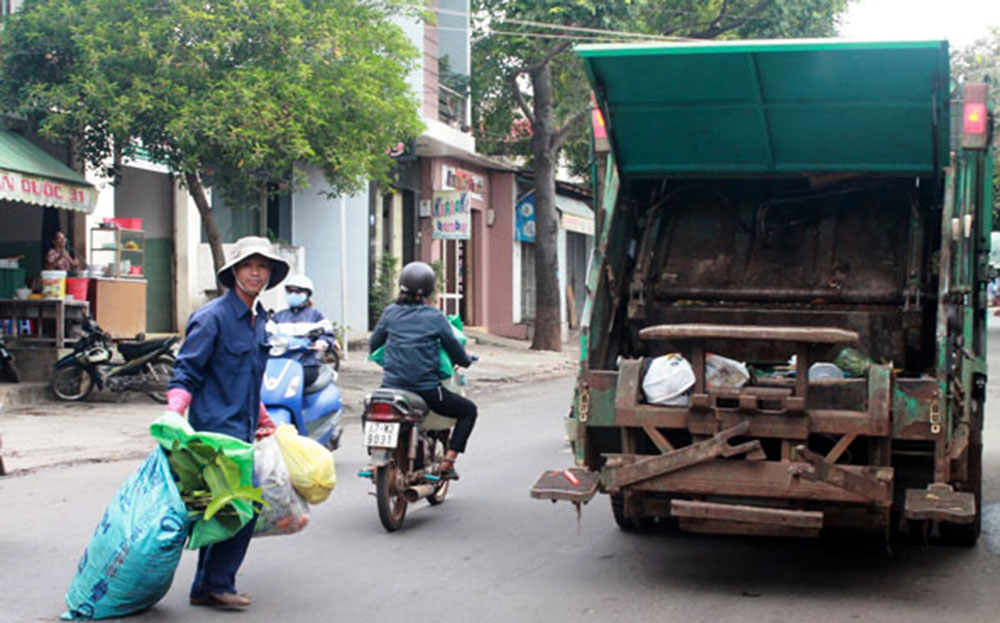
[642,353,695,406]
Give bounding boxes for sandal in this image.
[439,459,460,481]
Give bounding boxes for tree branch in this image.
[507,40,575,127]
[663,0,773,38]
[507,70,535,124]
[551,107,589,152]
[525,40,574,75]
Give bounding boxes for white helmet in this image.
[283,273,314,294]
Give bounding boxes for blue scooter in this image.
[261,329,344,450]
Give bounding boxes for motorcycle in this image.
[262,329,344,450]
[0,331,19,383]
[360,372,468,532]
[49,318,178,402]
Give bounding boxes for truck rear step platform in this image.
[531,468,601,503]
[904,484,977,523]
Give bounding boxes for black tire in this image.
[940,442,983,547]
[144,356,175,404]
[375,461,408,532]
[1,354,19,383]
[50,366,95,401]
[427,439,450,506]
[610,492,656,532]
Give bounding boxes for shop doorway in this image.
[439,238,467,321]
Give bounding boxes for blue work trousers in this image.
[190,512,259,598]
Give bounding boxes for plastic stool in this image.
[18,319,32,336]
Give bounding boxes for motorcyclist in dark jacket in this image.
[369,261,477,480]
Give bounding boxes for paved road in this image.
[2,367,999,621]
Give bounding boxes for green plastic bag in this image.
[150,413,256,550]
[369,314,467,379]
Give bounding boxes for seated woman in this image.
[369,261,477,480]
[45,230,80,271]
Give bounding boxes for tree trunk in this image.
[183,172,227,292]
[529,63,562,352]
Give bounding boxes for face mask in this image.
[286,292,308,308]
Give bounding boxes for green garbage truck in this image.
[531,39,994,545]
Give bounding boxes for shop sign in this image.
[432,190,471,240]
[441,164,485,201]
[515,192,536,242]
[562,212,594,236]
[0,169,97,213]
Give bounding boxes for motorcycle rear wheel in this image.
[144,356,175,404]
[50,366,95,401]
[375,462,408,532]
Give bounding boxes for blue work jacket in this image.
[370,303,471,391]
[169,289,268,443]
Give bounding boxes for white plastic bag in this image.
[642,353,695,406]
[253,435,310,537]
[705,353,750,389]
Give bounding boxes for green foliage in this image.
[167,440,265,530]
[370,253,399,327]
[471,0,850,173]
[0,0,425,199]
[952,27,1000,227]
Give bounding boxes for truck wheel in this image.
[610,492,655,532]
[940,442,982,547]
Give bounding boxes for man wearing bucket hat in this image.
[165,235,289,609]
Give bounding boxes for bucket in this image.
[65,277,89,302]
[41,270,67,299]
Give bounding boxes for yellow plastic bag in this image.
[273,425,336,504]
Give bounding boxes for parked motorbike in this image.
[0,332,19,383]
[262,329,344,450]
[49,318,177,402]
[361,372,468,532]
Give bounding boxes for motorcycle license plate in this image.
[364,422,400,448]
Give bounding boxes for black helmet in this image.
[399,261,436,297]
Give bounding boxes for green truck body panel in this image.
[559,39,993,540]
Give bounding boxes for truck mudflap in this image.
[530,468,601,504]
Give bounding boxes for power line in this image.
[429,5,689,42]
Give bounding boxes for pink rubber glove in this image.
[256,402,276,440]
[165,388,192,415]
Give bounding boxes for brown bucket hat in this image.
[216,236,290,290]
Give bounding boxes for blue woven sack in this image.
[62,447,191,620]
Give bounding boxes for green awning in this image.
[0,131,97,212]
[578,39,951,176]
